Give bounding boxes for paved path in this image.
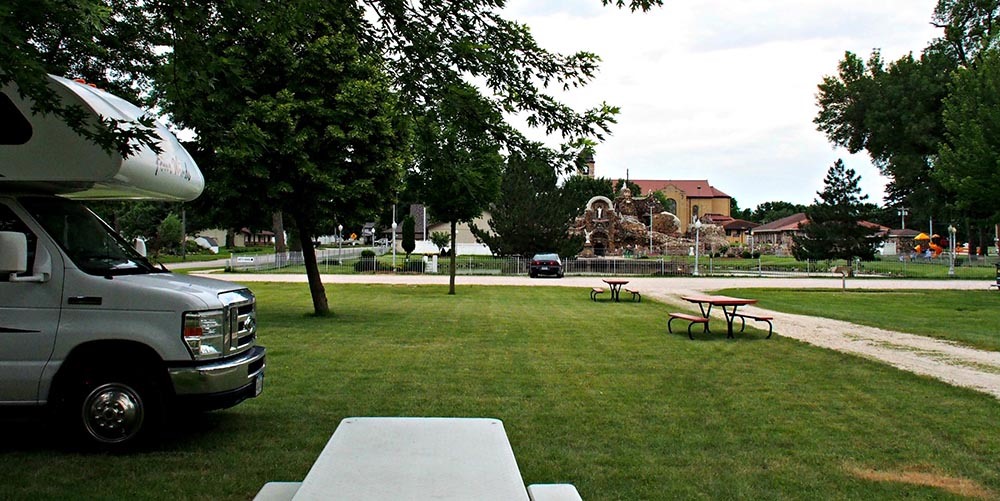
[196,273,1000,399]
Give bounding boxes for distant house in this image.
[750,213,809,252]
[751,212,891,255]
[705,214,759,245]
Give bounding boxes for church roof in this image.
[630,179,731,199]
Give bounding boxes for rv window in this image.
[0,204,37,280]
[20,197,161,277]
[0,92,33,145]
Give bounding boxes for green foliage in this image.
[937,49,1000,222]
[932,0,1000,68]
[613,178,642,196]
[750,201,808,224]
[0,0,162,157]
[401,215,416,258]
[431,232,451,253]
[814,48,955,213]
[561,176,615,212]
[408,84,504,293]
[470,144,585,257]
[155,213,183,254]
[160,1,411,314]
[793,160,883,261]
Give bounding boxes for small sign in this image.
[236,256,255,263]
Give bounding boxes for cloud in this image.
[501,0,942,209]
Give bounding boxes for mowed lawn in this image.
[718,288,1000,352]
[1,283,998,500]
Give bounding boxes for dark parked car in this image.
[529,253,563,278]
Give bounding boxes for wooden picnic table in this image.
[602,279,629,302]
[681,295,758,338]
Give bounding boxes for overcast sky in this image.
[501,0,943,210]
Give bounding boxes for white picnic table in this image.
[254,417,581,501]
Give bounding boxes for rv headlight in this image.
[182,310,226,360]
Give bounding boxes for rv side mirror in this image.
[134,237,147,257]
[0,231,28,274]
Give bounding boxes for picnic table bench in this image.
[734,312,774,338]
[590,287,604,301]
[667,312,710,339]
[623,287,641,302]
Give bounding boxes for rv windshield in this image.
[20,197,162,276]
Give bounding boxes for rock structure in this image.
[569,186,689,257]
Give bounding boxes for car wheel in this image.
[529,272,537,278]
[70,369,162,450]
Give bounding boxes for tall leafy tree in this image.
[793,160,883,261]
[932,0,1000,68]
[937,49,1000,224]
[408,84,504,295]
[814,47,956,217]
[159,1,409,315]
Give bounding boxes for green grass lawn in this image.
[1,284,998,499]
[718,288,1000,352]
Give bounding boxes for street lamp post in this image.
[648,206,653,255]
[897,207,908,230]
[948,224,956,276]
[693,219,702,276]
[391,220,398,270]
[337,224,343,265]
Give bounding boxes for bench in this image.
[735,313,773,338]
[590,287,605,301]
[991,284,999,291]
[623,288,641,302]
[668,312,709,340]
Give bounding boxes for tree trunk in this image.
[449,220,457,295]
[292,211,330,315]
[273,211,286,253]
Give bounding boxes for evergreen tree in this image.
[401,215,416,260]
[470,144,584,257]
[793,160,883,261]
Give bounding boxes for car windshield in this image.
[533,254,559,261]
[20,196,162,276]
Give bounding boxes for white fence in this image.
[227,250,999,279]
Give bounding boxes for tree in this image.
[937,48,1000,227]
[160,1,409,315]
[750,201,808,224]
[814,47,956,217]
[561,176,615,214]
[613,179,642,196]
[155,213,183,255]
[401,215,416,260]
[793,160,883,262]
[1,0,161,157]
[409,84,504,295]
[470,144,584,257]
[932,0,1000,68]
[431,232,451,255]
[730,198,752,220]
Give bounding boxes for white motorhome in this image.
[0,75,265,448]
